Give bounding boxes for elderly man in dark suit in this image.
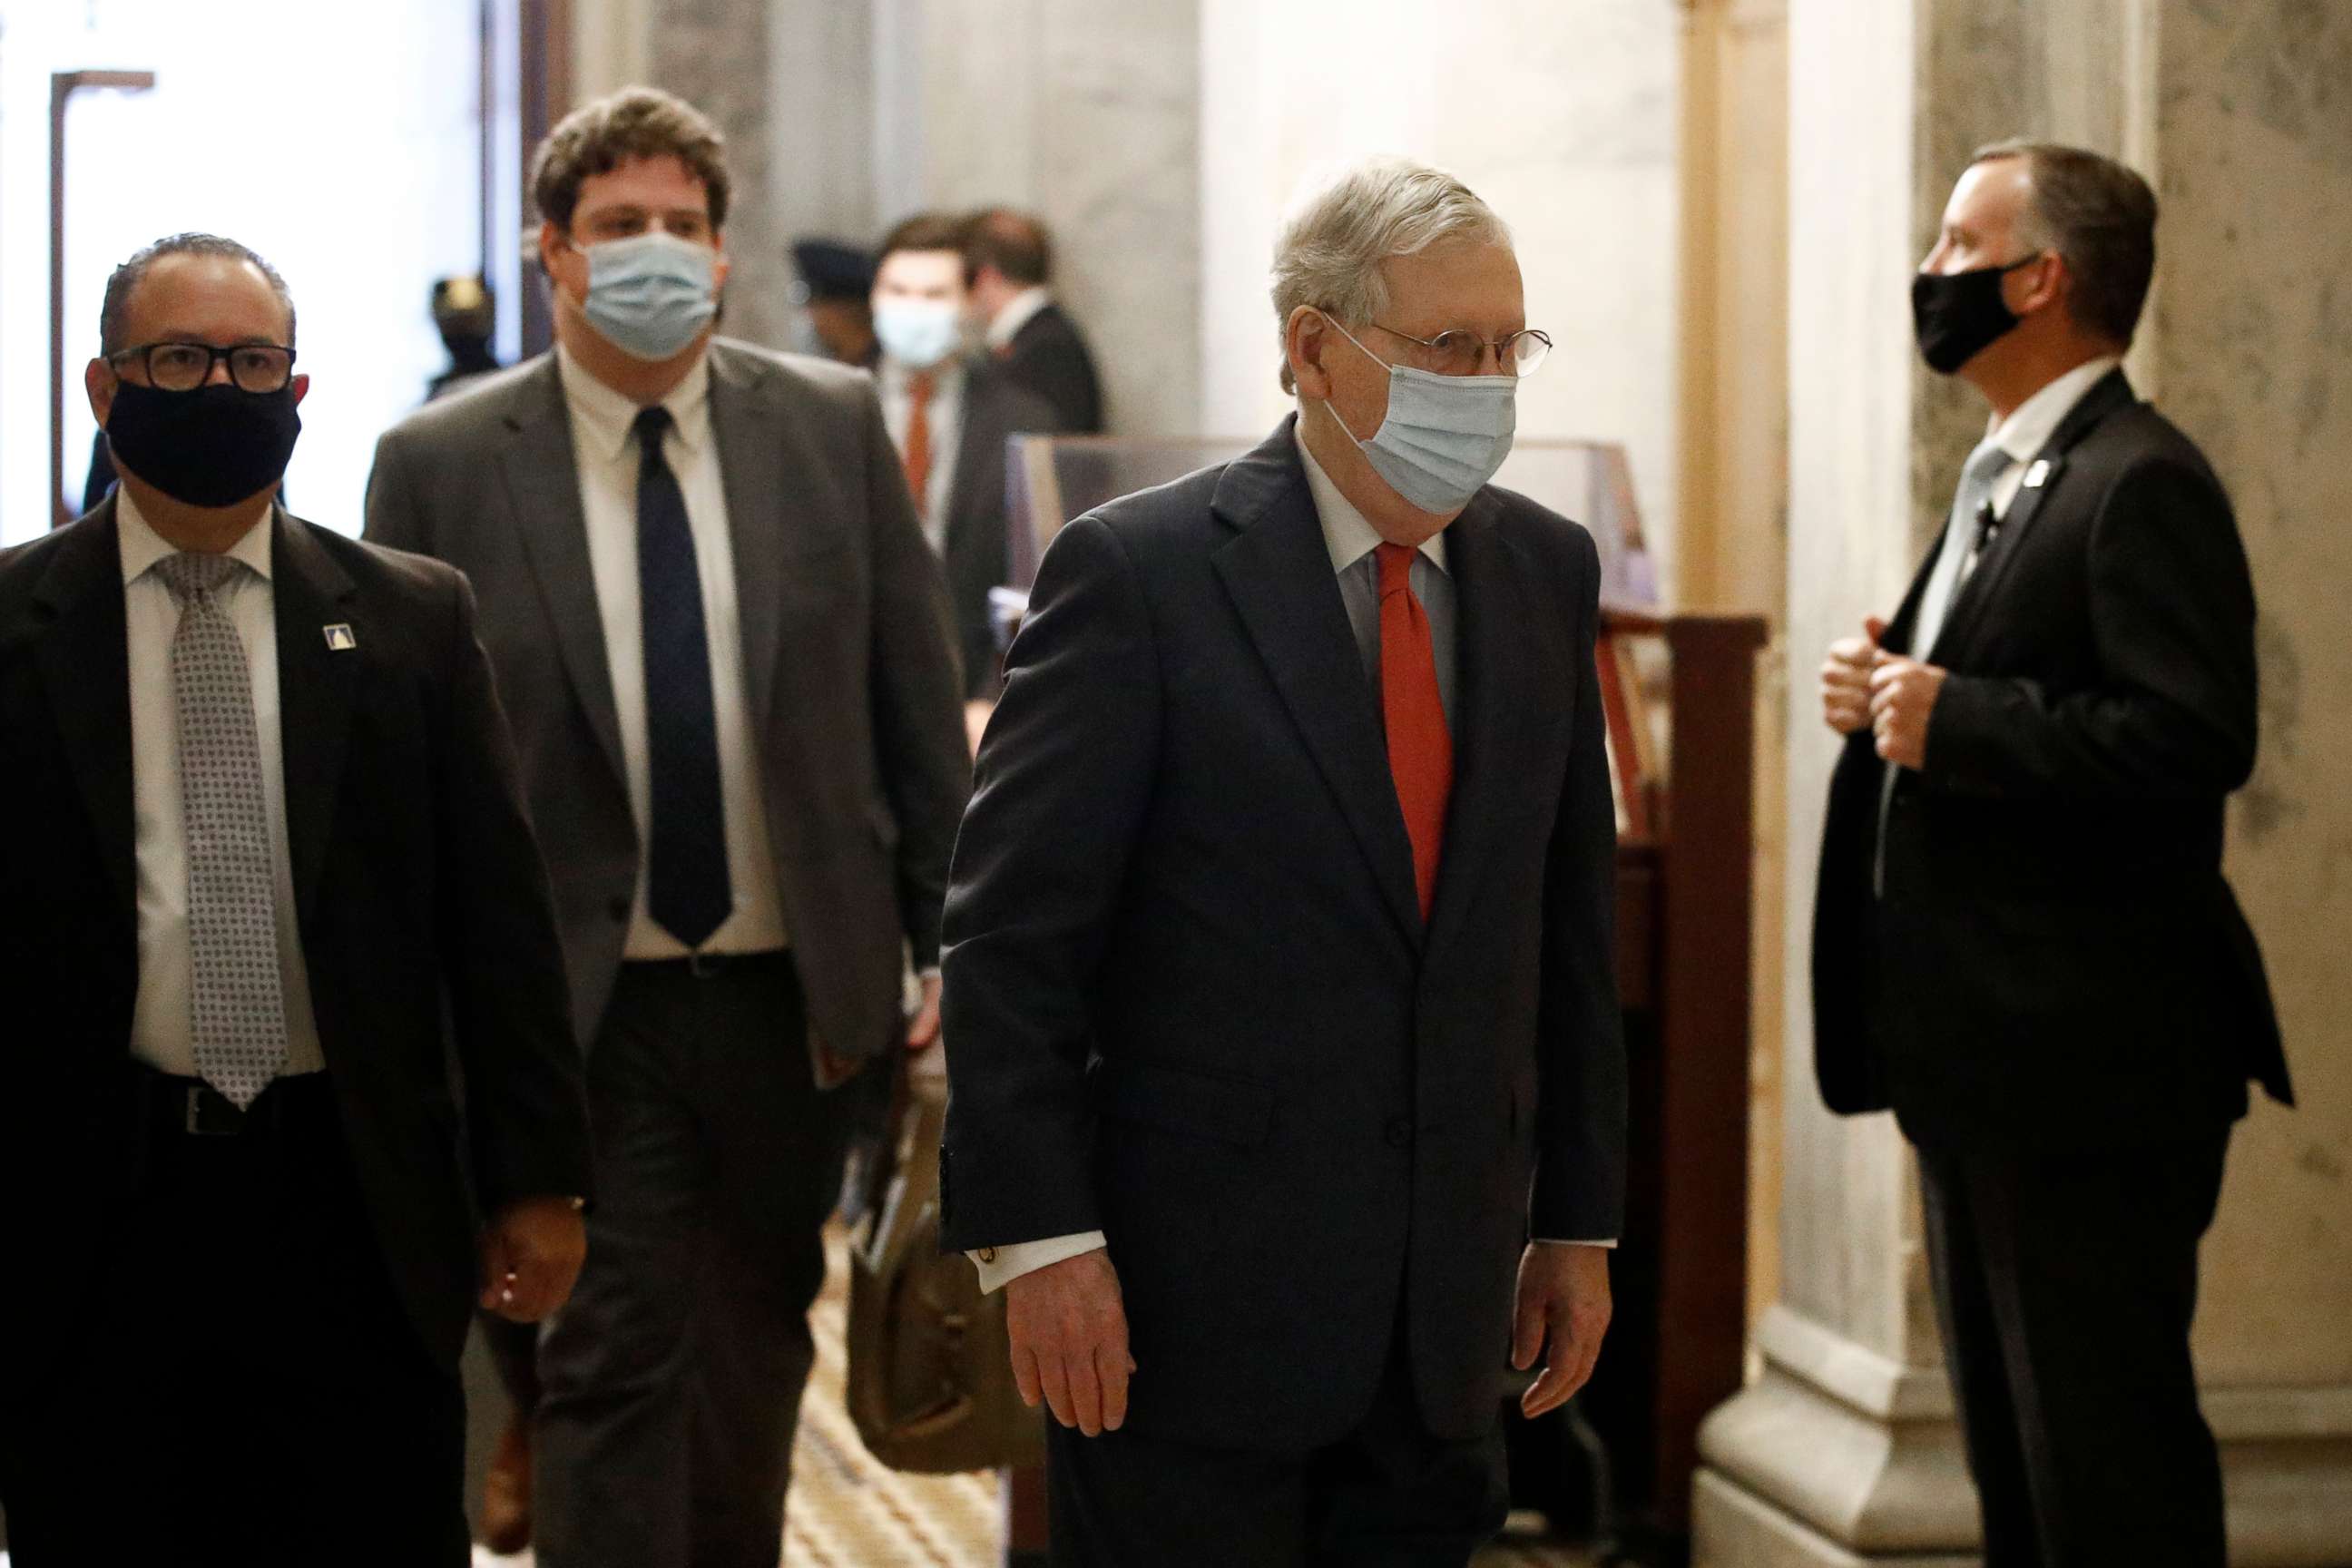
[940,158,1626,1567]
[1814,142,2292,1568]
[365,88,970,1568]
[0,232,593,1565]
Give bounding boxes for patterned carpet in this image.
[469,1226,1591,1568]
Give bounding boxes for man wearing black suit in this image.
[968,208,1104,434]
[366,91,971,1567]
[0,233,592,1565]
[940,159,1625,1566]
[870,212,1060,708]
[1814,142,2292,1568]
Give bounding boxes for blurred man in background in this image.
[426,273,502,402]
[871,212,1058,709]
[966,207,1103,433]
[790,237,878,368]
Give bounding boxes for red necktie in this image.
[901,371,934,508]
[1377,542,1453,920]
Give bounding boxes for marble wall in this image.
[1196,0,1689,584]
[2154,0,2352,1396]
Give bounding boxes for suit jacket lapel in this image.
[497,357,628,789]
[1211,421,1423,948]
[31,500,137,935]
[272,512,358,926]
[1931,368,2137,663]
[709,345,784,733]
[1423,495,1538,963]
[942,372,999,562]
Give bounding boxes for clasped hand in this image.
[1819,615,1946,770]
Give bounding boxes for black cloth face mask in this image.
[1911,254,2043,375]
[104,380,301,509]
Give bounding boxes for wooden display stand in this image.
[1578,605,1768,1563]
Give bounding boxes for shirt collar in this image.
[117,485,275,586]
[1989,354,2122,466]
[879,355,965,401]
[1292,419,1448,577]
[986,286,1054,349]
[555,341,713,465]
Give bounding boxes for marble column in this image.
[573,0,886,352]
[1695,1,2352,1563]
[903,0,1201,437]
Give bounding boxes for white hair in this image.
[1269,157,1512,393]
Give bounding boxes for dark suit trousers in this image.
[533,954,847,1568]
[1914,1125,2231,1568]
[1044,1318,1508,1568]
[0,1071,466,1567]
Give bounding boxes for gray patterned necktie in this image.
[157,552,289,1108]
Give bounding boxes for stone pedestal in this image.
[1697,1,2352,1563]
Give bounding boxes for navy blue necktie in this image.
[633,405,730,947]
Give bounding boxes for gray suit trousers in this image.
[533,953,847,1568]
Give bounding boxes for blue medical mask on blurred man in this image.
[874,298,964,370]
[1322,316,1516,516]
[579,231,718,361]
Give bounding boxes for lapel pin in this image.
[323,623,357,652]
[2022,459,2053,490]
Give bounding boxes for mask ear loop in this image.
[1313,310,1392,452]
[2001,250,2054,314]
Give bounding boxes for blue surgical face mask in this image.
[874,297,965,369]
[579,231,718,361]
[1321,317,1516,515]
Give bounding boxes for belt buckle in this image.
[183,1084,246,1136]
[686,949,727,980]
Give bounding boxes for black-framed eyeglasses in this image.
[107,341,297,394]
[1370,322,1552,377]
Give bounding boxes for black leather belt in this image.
[625,948,790,982]
[135,1067,331,1138]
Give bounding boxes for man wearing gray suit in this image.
[365,87,969,1568]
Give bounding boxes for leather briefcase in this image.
[845,1049,1046,1474]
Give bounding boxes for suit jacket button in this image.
[1385,1117,1413,1148]
[978,1247,998,1264]
[608,896,630,922]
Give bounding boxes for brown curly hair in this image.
[531,86,730,232]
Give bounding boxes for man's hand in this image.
[1512,1243,1612,1418]
[1820,615,1888,735]
[1868,654,1949,771]
[1004,1249,1133,1436]
[906,972,943,1052]
[478,1195,587,1323]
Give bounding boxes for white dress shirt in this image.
[120,492,326,1079]
[984,286,1054,352]
[969,423,1610,1293]
[1910,354,2122,663]
[877,357,965,554]
[1875,356,2123,897]
[556,344,789,959]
